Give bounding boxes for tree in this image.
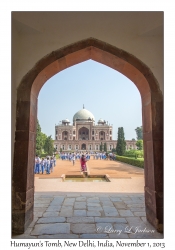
[41,132,47,149]
[44,135,54,155]
[100,142,103,152]
[35,119,43,156]
[35,119,48,156]
[135,126,143,140]
[104,142,107,152]
[136,140,143,150]
[116,127,126,156]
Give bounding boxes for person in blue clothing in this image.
[41,158,45,174]
[53,155,56,166]
[69,153,72,161]
[44,157,47,170]
[50,157,54,173]
[103,153,106,160]
[46,157,50,174]
[72,153,75,166]
[35,155,40,174]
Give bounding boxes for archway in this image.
[12,38,163,233]
[99,131,105,140]
[79,127,89,140]
[81,144,86,150]
[62,131,69,140]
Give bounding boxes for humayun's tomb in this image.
[54,106,137,152]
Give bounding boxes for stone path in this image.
[12,192,163,239]
[12,159,163,239]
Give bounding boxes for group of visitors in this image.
[60,151,114,161]
[60,152,91,161]
[108,152,116,160]
[93,152,107,160]
[34,155,56,174]
[34,151,116,175]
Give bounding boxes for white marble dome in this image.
[73,108,95,121]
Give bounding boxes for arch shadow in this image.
[12,38,163,233]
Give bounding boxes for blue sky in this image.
[38,59,142,140]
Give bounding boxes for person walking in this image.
[46,157,50,174]
[72,153,75,166]
[53,155,56,167]
[41,158,45,174]
[80,154,87,172]
[50,157,54,172]
[35,155,40,174]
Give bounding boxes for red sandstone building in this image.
[54,106,137,152]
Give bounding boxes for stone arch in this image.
[78,127,89,140]
[81,143,86,150]
[99,131,105,140]
[62,130,69,140]
[12,38,163,233]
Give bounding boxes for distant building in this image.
[54,106,137,152]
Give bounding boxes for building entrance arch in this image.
[99,131,105,140]
[81,144,86,150]
[79,127,89,140]
[12,38,163,233]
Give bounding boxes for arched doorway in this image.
[12,38,163,233]
[79,127,89,140]
[99,131,105,140]
[62,131,68,140]
[81,144,86,150]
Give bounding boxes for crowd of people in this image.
[34,151,116,174]
[60,152,90,161]
[34,155,56,174]
[60,151,116,161]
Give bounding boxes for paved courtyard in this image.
[35,158,144,178]
[12,159,163,239]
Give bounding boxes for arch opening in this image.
[12,38,163,234]
[79,127,89,140]
[99,131,105,140]
[81,143,86,150]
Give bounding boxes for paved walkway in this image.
[12,160,163,239]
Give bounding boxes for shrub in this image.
[40,153,48,158]
[124,150,137,157]
[116,155,144,168]
[56,154,60,159]
[40,153,60,159]
[135,150,144,158]
[124,150,144,158]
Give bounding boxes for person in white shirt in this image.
[35,155,40,174]
[41,158,45,174]
[72,153,75,166]
[50,157,54,172]
[53,155,56,166]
